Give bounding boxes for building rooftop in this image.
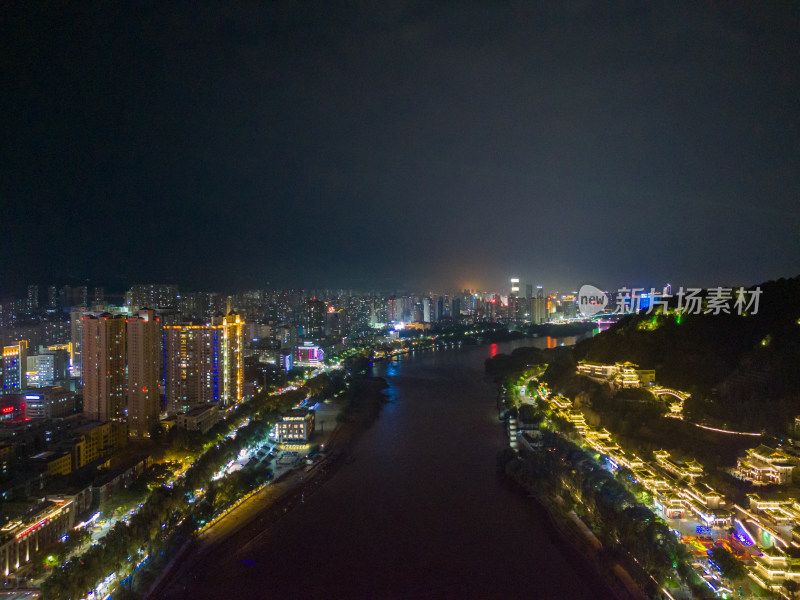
[280,408,314,421]
[184,404,217,418]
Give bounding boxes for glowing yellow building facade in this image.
[221,312,243,407]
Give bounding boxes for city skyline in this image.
[2,3,799,294]
[4,4,800,597]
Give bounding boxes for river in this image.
[175,337,603,599]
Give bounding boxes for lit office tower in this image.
[2,341,28,394]
[221,312,244,407]
[126,309,161,438]
[305,298,326,339]
[422,297,431,323]
[82,313,126,421]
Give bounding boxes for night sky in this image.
[2,2,799,295]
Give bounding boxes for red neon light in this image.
[1,406,14,414]
[16,515,51,539]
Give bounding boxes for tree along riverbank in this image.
[152,377,388,600]
[489,352,694,599]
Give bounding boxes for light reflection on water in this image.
[182,335,601,600]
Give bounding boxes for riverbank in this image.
[500,472,645,600]
[154,340,605,599]
[494,389,647,598]
[150,377,388,599]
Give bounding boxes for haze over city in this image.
[2,2,799,295]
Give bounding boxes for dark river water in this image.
[183,338,601,599]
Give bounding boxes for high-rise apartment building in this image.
[451,298,461,320]
[82,313,126,422]
[27,285,39,312]
[47,286,58,309]
[127,284,179,311]
[164,324,219,414]
[386,296,400,323]
[422,297,431,323]
[2,341,28,394]
[127,309,161,438]
[325,308,347,339]
[305,299,326,339]
[59,285,88,309]
[221,312,243,408]
[164,312,244,414]
[70,307,87,377]
[532,286,548,324]
[509,278,521,323]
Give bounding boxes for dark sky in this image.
[2,1,799,295]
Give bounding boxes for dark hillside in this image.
[560,276,800,432]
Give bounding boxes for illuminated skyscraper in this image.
[47,285,58,309]
[27,285,38,311]
[451,297,461,320]
[305,298,326,339]
[70,307,87,377]
[221,312,243,407]
[326,307,347,338]
[82,313,126,421]
[164,312,244,414]
[2,341,28,394]
[127,283,179,312]
[127,309,161,438]
[164,324,220,414]
[533,286,548,324]
[509,278,520,322]
[386,296,400,323]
